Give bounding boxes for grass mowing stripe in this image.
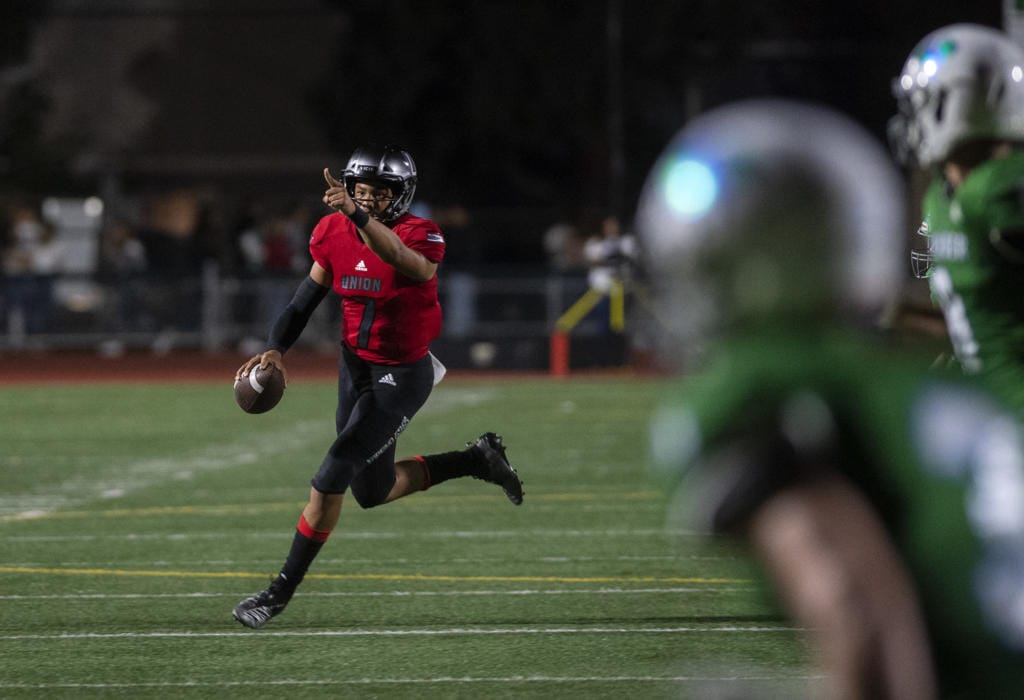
[7,554,731,567]
[0,418,332,519]
[0,565,747,584]
[0,490,661,522]
[0,587,758,601]
[0,674,822,689]
[4,527,699,542]
[1,625,801,641]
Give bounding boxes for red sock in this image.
[414,455,433,490]
[296,513,332,543]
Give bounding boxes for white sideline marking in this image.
[0,586,757,601]
[0,625,800,641]
[0,674,820,690]
[6,553,731,568]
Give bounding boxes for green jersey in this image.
[921,152,1024,411]
[651,326,1024,697]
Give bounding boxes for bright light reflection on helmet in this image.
[922,39,958,65]
[663,158,718,220]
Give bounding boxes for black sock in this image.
[277,515,331,596]
[419,445,486,487]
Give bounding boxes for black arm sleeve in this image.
[266,277,330,353]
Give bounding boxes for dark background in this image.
[0,1,1006,252]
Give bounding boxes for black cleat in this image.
[472,432,524,505]
[232,576,292,629]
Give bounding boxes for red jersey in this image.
[309,212,445,364]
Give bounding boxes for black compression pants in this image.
[310,345,434,507]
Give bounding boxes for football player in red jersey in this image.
[231,144,523,629]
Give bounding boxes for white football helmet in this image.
[636,99,905,363]
[890,23,1024,167]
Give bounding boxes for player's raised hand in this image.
[323,168,344,188]
[323,168,354,215]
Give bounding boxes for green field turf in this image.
[0,374,811,698]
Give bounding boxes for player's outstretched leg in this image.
[470,432,524,505]
[417,433,524,504]
[233,574,293,629]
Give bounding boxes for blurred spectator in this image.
[237,206,311,275]
[236,208,313,349]
[98,218,147,275]
[2,201,66,340]
[570,214,638,339]
[543,213,585,272]
[434,203,478,337]
[134,191,205,351]
[96,218,147,349]
[281,199,316,272]
[583,214,637,293]
[260,217,297,273]
[232,197,267,273]
[192,191,232,270]
[236,217,265,273]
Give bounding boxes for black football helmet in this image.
[342,144,418,221]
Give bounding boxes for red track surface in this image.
[0,350,651,385]
[0,349,341,384]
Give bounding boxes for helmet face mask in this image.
[342,145,418,221]
[890,23,1024,168]
[910,221,933,278]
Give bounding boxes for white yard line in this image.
[4,553,732,568]
[0,586,757,601]
[0,625,800,642]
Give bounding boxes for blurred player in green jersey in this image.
[890,23,1024,411]
[639,99,1024,699]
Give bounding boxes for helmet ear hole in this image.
[934,88,948,124]
[993,80,1006,104]
[984,65,1007,106]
